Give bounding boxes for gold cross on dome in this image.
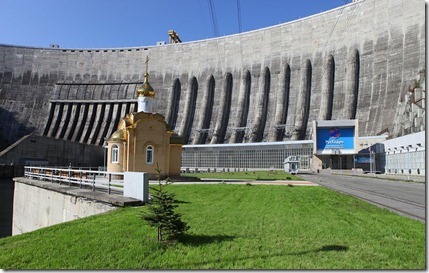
[145,56,149,74]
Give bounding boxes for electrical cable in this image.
[236,0,242,33]
[208,0,219,37]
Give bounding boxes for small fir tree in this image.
[142,164,189,243]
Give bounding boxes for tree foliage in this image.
[142,165,189,243]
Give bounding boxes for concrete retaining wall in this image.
[12,180,116,235]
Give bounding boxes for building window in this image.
[146,145,154,164]
[111,145,119,163]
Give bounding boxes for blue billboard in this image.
[316,126,355,154]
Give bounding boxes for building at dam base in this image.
[182,119,425,176]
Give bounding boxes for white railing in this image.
[24,166,125,194]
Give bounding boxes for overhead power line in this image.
[236,0,242,33]
[208,0,219,37]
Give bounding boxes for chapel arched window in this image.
[146,145,154,165]
[111,145,119,163]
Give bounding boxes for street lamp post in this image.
[353,155,356,175]
[369,145,372,175]
[103,138,108,176]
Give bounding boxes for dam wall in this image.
[0,0,425,148]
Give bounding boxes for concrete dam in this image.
[0,0,425,152]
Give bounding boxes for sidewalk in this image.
[224,180,319,186]
[328,170,426,183]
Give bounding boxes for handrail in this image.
[23,166,125,194]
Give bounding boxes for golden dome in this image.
[122,116,133,127]
[137,72,155,98]
[109,129,126,141]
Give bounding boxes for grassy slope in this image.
[0,184,425,269]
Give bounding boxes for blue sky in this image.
[1,0,351,49]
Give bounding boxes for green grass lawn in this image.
[181,170,302,180]
[0,184,425,269]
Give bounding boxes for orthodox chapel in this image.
[106,58,183,178]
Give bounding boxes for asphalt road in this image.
[298,173,426,223]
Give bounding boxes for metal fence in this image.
[24,166,125,194]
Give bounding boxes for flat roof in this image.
[316,119,357,127]
[184,140,313,150]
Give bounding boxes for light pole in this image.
[369,145,372,175]
[103,138,108,176]
[353,155,356,175]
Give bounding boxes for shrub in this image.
[142,164,189,243]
